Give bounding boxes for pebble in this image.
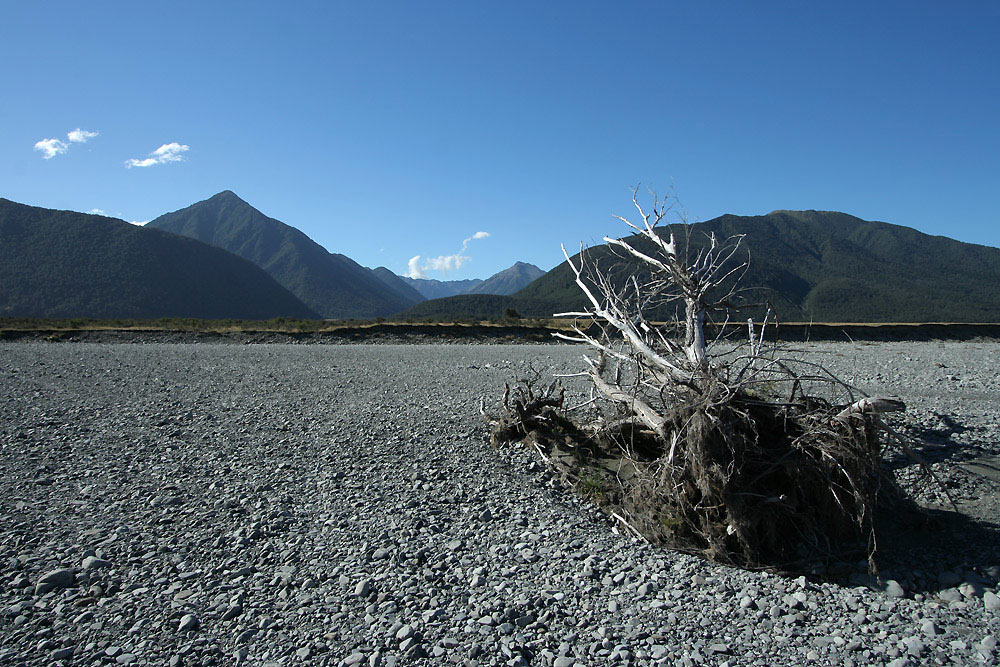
[1,343,998,667]
[884,580,906,598]
[938,588,962,602]
[51,646,75,661]
[222,604,243,621]
[902,637,925,656]
[35,568,76,594]
[178,614,199,632]
[82,556,111,570]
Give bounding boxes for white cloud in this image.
[68,128,98,143]
[34,138,69,159]
[34,128,99,159]
[425,253,469,273]
[125,142,189,168]
[129,220,148,226]
[405,231,490,278]
[406,255,426,279]
[88,208,107,216]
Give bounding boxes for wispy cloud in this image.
[34,128,99,159]
[405,231,491,279]
[68,128,98,143]
[125,142,189,168]
[87,208,107,216]
[34,138,68,159]
[407,256,426,279]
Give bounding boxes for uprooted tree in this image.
[487,188,924,570]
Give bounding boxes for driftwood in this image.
[482,369,565,445]
[488,187,923,570]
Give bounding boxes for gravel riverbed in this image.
[1,341,998,667]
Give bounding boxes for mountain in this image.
[0,199,317,319]
[398,262,545,301]
[401,276,484,300]
[465,262,545,295]
[405,210,1000,322]
[371,267,426,306]
[515,210,1000,322]
[147,191,415,318]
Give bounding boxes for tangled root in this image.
[489,378,910,571]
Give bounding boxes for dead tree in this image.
[490,187,914,569]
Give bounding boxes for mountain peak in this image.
[147,193,418,318]
[0,197,316,319]
[208,190,247,204]
[765,209,864,222]
[464,261,545,295]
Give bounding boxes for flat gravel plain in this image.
[0,341,998,667]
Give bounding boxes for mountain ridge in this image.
[406,210,1000,322]
[147,192,420,318]
[396,261,545,300]
[401,276,484,300]
[372,267,427,305]
[516,209,1000,322]
[0,199,317,319]
[465,261,545,295]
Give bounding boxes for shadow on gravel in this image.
[866,505,1000,594]
[883,415,985,469]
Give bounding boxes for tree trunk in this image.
[685,298,707,367]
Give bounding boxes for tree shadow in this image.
[883,412,985,469]
[867,504,1000,594]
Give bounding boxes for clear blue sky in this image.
[3,1,998,279]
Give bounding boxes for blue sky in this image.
[3,1,998,279]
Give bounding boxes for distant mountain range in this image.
[388,261,545,300]
[147,191,546,318]
[401,276,485,300]
[406,210,1000,323]
[467,262,546,295]
[2,191,547,320]
[147,191,418,319]
[0,199,316,319]
[6,194,999,323]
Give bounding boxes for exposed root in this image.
[485,188,932,573]
[488,375,916,571]
[482,367,568,446]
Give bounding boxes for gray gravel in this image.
[1,341,998,666]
